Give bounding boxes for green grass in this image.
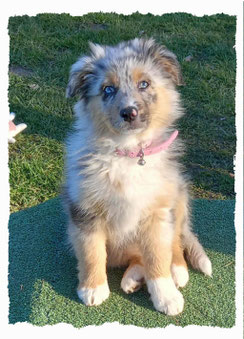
[8,13,236,328]
[8,12,236,212]
[8,197,235,328]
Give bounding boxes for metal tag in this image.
[137,149,146,166]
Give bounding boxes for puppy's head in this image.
[67,38,183,135]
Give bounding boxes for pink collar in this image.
[115,130,178,165]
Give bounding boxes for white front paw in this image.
[147,277,184,315]
[77,282,110,306]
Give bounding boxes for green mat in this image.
[8,198,235,328]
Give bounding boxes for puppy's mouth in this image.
[119,106,149,132]
[118,118,148,135]
[127,118,147,130]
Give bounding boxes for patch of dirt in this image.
[89,23,108,31]
[9,65,34,77]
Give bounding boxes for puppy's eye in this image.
[103,86,116,95]
[138,81,149,90]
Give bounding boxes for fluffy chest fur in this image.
[98,154,166,233]
[65,122,177,238]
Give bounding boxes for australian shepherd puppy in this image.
[63,38,212,316]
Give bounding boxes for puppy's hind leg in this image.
[171,235,189,288]
[121,256,145,294]
[171,194,189,288]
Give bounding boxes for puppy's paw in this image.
[77,282,110,306]
[121,264,145,293]
[147,277,184,316]
[171,264,189,288]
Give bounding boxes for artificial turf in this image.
[8,197,235,328]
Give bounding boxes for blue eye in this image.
[138,81,149,90]
[103,86,116,95]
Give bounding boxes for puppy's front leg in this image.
[139,208,184,316]
[70,220,109,306]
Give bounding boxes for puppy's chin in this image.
[111,121,149,136]
[119,127,145,135]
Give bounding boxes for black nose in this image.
[120,106,138,122]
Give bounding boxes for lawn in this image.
[8,12,236,328]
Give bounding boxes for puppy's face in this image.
[67,39,183,135]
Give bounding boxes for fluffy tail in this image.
[176,187,212,277]
[182,228,212,277]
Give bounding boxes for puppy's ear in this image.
[66,43,106,98]
[88,42,106,59]
[66,56,94,98]
[157,50,184,86]
[146,40,183,86]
